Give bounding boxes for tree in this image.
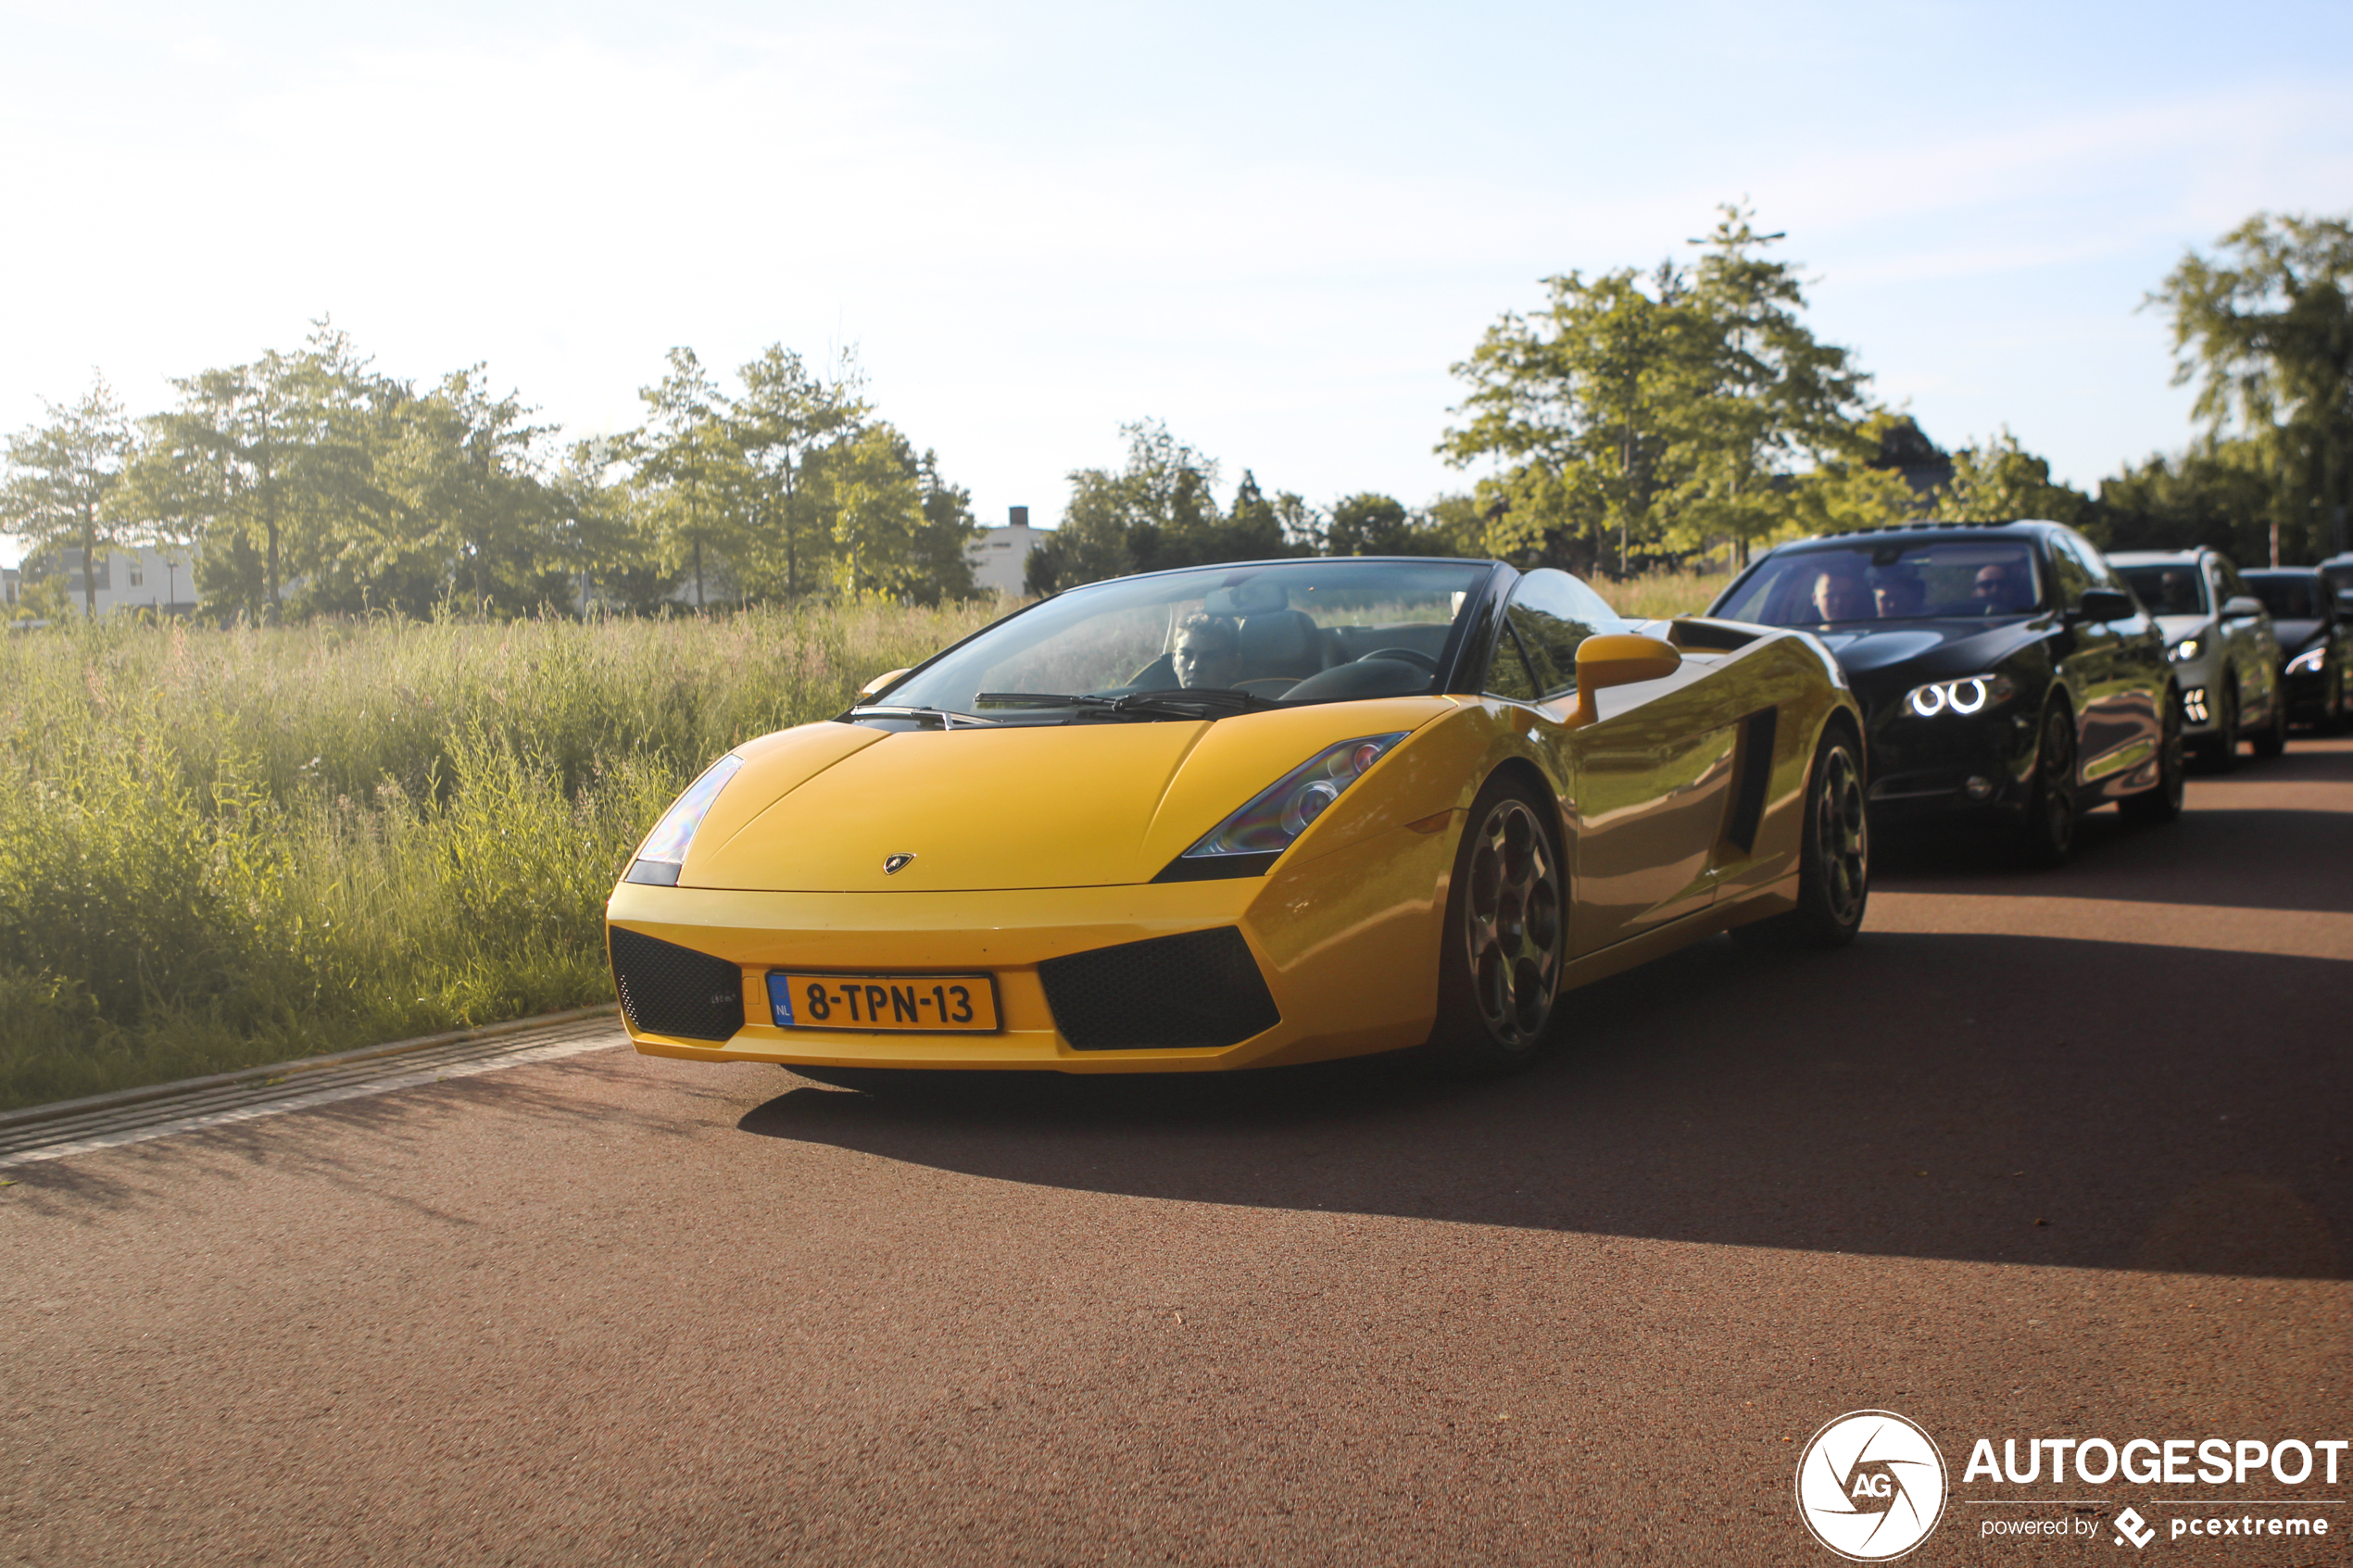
[374,368,559,613]
[824,425,976,602]
[732,346,868,598]
[2149,211,2353,560]
[1,378,134,616]
[1935,430,2091,532]
[1442,207,1877,573]
[2095,438,2275,557]
[629,348,749,608]
[1669,207,1874,561]
[1442,263,1703,575]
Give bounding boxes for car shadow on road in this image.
[1876,804,2353,915]
[737,930,2350,1280]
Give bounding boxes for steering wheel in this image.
[1362,647,1441,673]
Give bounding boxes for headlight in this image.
[1903,674,2017,718]
[1178,734,1407,862]
[2168,637,2201,663]
[2286,645,2327,675]
[624,753,746,885]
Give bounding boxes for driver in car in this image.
[1810,565,1873,623]
[1173,613,1242,690]
[1970,562,2032,614]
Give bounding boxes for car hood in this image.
[2153,613,2211,644]
[1816,618,2046,684]
[674,697,1455,892]
[2271,618,2323,654]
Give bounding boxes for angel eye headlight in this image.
[2285,645,2326,675]
[1181,733,1407,861]
[624,753,746,885]
[1902,675,2015,718]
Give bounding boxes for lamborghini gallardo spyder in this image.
[607,556,1867,1077]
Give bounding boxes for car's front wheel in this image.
[1425,773,1566,1075]
[1732,723,1869,949]
[2019,701,2078,867]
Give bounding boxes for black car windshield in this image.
[1715,539,2045,627]
[2116,563,2209,616]
[2245,572,2324,620]
[863,558,1491,724]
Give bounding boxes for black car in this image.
[1706,521,2183,863]
[2244,568,2351,731]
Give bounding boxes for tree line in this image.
[1026,205,2353,592]
[7,205,2349,621]
[2,330,980,621]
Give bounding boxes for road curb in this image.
[0,1003,623,1132]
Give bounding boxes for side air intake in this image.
[610,926,745,1042]
[1038,927,1281,1051]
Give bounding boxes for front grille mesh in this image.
[1038,927,1281,1051]
[609,926,745,1042]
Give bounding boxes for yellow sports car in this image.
[607,557,1867,1077]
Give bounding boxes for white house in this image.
[18,544,202,618]
[966,506,1039,596]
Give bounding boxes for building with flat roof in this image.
[966,506,1039,596]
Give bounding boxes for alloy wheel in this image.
[1460,797,1564,1050]
[1814,743,1869,928]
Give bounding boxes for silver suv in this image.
[2110,548,2284,768]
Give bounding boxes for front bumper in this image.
[2282,664,2334,718]
[605,821,1456,1073]
[1856,697,2036,824]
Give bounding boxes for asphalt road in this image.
[6,740,2349,1566]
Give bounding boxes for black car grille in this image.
[1038,927,1282,1051]
[609,926,745,1042]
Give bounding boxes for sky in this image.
[4,0,2350,566]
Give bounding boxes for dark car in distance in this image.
[1706,521,2183,864]
[2244,568,2351,732]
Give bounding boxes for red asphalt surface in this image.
[5,742,2349,1566]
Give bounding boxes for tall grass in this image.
[1592,568,1735,621]
[0,603,994,1110]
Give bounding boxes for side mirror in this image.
[1572,633,1681,726]
[2075,588,2135,622]
[2222,595,2267,621]
[857,668,912,702]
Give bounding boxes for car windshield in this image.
[2117,563,2209,616]
[2246,573,2323,620]
[863,558,1492,724]
[1715,539,2045,627]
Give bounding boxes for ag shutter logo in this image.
[1796,1410,1949,1561]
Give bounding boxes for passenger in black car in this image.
[1873,572,1926,620]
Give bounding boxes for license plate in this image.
[766,972,1000,1033]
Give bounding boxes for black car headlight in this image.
[2285,645,2326,676]
[1903,674,2017,718]
[2168,637,2201,663]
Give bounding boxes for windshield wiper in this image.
[976,688,1281,721]
[846,704,1000,729]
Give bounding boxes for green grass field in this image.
[0,570,1730,1112]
